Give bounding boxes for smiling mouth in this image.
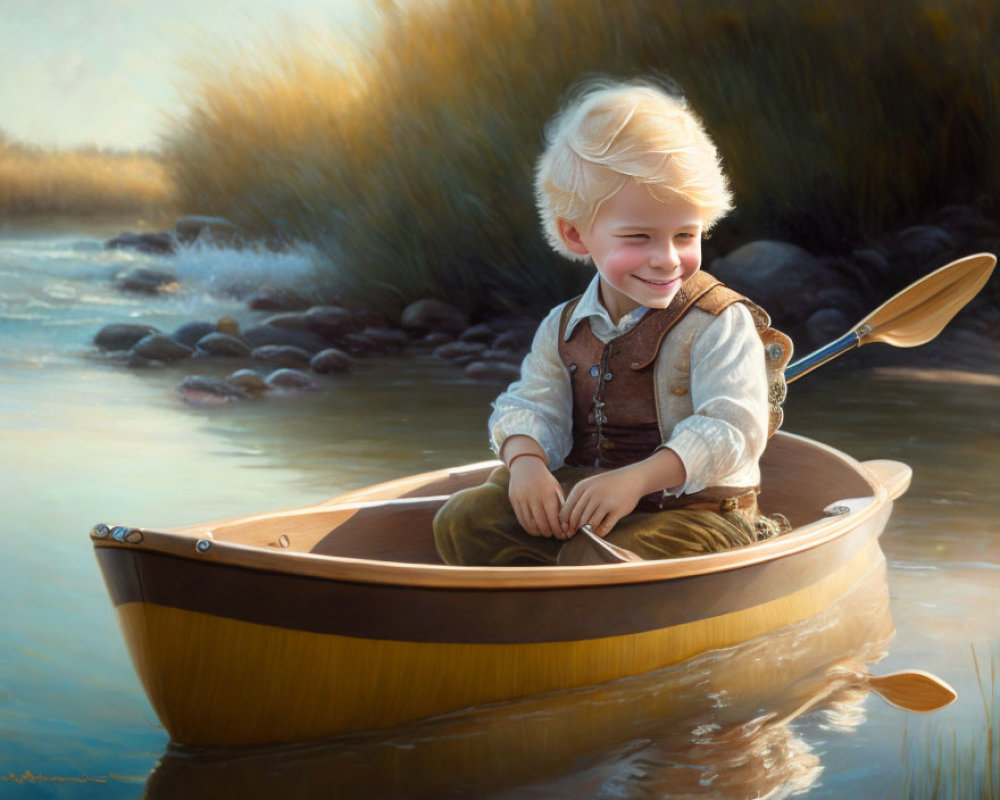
[635,276,680,287]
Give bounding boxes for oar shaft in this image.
[784,330,862,384]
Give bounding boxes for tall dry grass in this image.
[165,0,1000,316]
[0,134,176,220]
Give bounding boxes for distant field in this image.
[0,137,176,222]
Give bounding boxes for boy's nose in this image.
[651,242,680,269]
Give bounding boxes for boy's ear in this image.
[557,217,590,256]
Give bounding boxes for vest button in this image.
[672,386,688,396]
[631,361,641,369]
[589,365,600,377]
[603,372,613,381]
[569,363,578,373]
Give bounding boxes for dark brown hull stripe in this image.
[95,517,881,645]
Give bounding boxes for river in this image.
[1,230,997,798]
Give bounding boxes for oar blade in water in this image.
[867,670,958,712]
[859,252,996,348]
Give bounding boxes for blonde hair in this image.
[535,77,733,261]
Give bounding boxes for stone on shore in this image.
[709,240,827,323]
[250,345,313,368]
[171,321,216,348]
[106,232,177,256]
[491,325,536,353]
[242,324,329,353]
[309,348,353,374]
[131,333,194,362]
[360,327,410,351]
[433,341,487,362]
[113,266,179,294]
[195,333,252,358]
[178,375,248,405]
[266,368,319,391]
[400,298,470,337]
[465,360,522,382]
[226,369,270,394]
[247,286,312,312]
[262,312,311,331]
[305,306,362,340]
[216,316,240,337]
[458,324,496,344]
[94,323,160,351]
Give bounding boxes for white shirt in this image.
[488,273,769,496]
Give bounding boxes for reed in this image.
[165,0,1000,316]
[900,646,998,799]
[0,134,176,219]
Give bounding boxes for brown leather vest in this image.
[557,271,791,470]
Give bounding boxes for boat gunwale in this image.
[90,432,893,590]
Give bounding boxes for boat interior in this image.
[167,434,885,565]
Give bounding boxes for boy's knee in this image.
[432,482,510,565]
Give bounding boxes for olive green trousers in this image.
[433,466,776,567]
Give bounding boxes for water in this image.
[1,232,997,798]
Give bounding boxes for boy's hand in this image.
[559,469,646,538]
[508,457,570,539]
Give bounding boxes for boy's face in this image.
[558,179,704,323]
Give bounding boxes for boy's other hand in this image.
[508,457,570,539]
[559,469,645,538]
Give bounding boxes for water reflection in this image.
[145,553,894,799]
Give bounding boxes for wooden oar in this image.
[785,252,996,382]
[744,667,958,737]
[863,669,958,712]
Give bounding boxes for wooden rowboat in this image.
[90,430,911,747]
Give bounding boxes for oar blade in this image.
[867,670,958,713]
[859,253,996,348]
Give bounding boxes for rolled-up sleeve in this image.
[488,305,574,467]
[664,304,768,494]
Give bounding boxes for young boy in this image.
[434,77,787,566]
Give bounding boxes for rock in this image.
[174,215,244,247]
[421,331,454,347]
[242,324,329,353]
[480,348,523,365]
[709,240,828,324]
[338,333,378,355]
[216,316,240,337]
[433,341,487,361]
[465,360,522,382]
[113,266,179,294]
[805,308,853,348]
[226,369,270,394]
[458,323,496,344]
[247,286,312,312]
[131,333,194,362]
[361,327,410,351]
[309,348,353,374]
[195,332,252,358]
[106,232,177,256]
[400,298,470,337]
[892,225,955,269]
[178,375,247,405]
[266,368,319,391]
[352,309,393,330]
[94,323,160,351]
[262,312,311,331]
[171,321,216,348]
[250,345,313,368]
[491,326,537,352]
[305,306,362,340]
